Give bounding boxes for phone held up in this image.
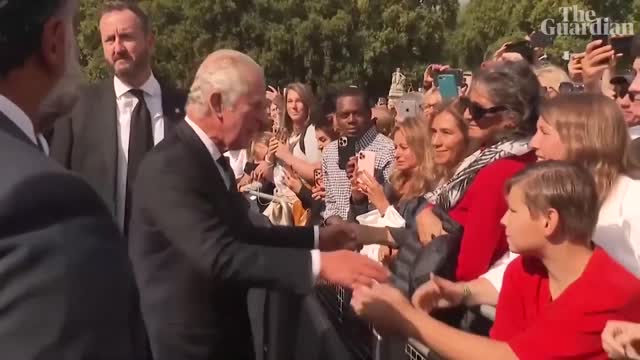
[357,151,376,179]
[313,168,323,188]
[437,74,459,100]
[338,136,356,170]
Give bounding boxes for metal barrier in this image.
[315,282,431,360]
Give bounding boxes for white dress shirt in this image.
[114,74,165,229]
[482,175,640,291]
[184,117,321,281]
[0,95,49,155]
[224,149,248,180]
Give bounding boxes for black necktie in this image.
[124,89,153,235]
[216,156,237,191]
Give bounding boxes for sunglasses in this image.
[613,84,636,101]
[460,96,508,121]
[558,82,584,94]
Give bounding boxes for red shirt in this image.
[491,248,640,360]
[448,152,535,281]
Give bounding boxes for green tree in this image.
[76,0,458,98]
[448,0,635,69]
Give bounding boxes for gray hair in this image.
[187,49,263,114]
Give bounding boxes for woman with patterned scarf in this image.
[394,60,541,285]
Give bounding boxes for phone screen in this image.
[437,74,459,100]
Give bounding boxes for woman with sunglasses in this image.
[412,93,640,320]
[348,94,640,360]
[409,60,539,283]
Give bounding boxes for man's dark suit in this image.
[49,77,187,217]
[129,120,316,360]
[0,112,138,360]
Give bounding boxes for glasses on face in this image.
[459,96,508,121]
[558,82,584,94]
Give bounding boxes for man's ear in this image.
[543,208,560,238]
[39,18,67,75]
[208,92,224,120]
[147,32,156,56]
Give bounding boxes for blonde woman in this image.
[352,117,434,228]
[269,83,321,184]
[412,93,640,314]
[534,64,572,98]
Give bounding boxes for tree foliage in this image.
[447,0,636,69]
[77,0,458,97]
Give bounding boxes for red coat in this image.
[448,152,536,281]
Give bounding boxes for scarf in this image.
[425,138,532,211]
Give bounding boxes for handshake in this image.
[316,223,396,290]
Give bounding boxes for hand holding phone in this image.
[338,136,356,170]
[313,168,323,188]
[357,151,376,179]
[582,38,616,88]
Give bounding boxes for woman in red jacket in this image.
[416,60,539,281]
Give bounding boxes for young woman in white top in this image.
[269,83,322,186]
[411,93,640,311]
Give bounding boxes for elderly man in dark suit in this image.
[129,49,390,360]
[50,1,186,235]
[0,0,139,359]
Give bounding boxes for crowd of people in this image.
[1,0,640,359]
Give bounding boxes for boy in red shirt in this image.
[352,161,640,359]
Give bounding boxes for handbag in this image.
[388,206,464,297]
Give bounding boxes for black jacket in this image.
[0,112,139,360]
[129,120,316,360]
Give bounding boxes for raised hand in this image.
[351,282,417,337]
[357,171,389,214]
[411,273,466,313]
[582,40,615,91]
[319,251,390,288]
[602,320,640,360]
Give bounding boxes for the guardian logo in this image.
[540,6,634,36]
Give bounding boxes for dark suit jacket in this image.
[0,112,139,360]
[129,121,315,360]
[49,77,187,216]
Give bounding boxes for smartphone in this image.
[611,35,633,55]
[437,74,459,100]
[313,168,323,188]
[244,162,258,174]
[591,33,609,48]
[504,40,534,63]
[611,35,634,70]
[338,136,356,170]
[357,151,376,179]
[398,99,417,118]
[433,69,463,87]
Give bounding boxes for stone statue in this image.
[389,67,405,98]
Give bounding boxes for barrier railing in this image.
[315,282,430,360]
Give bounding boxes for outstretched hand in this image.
[320,251,390,289]
[351,282,418,337]
[411,273,466,313]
